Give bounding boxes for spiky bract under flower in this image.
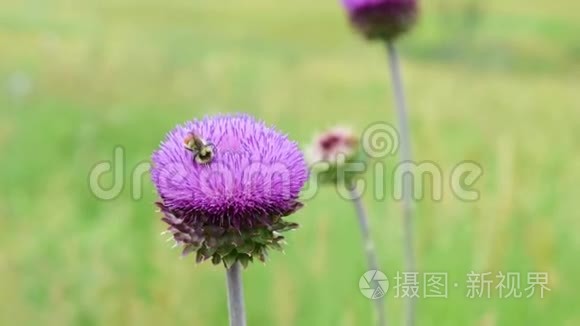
[151,114,308,267]
[341,0,418,41]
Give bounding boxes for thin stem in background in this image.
[349,186,387,326]
[386,41,416,326]
[226,262,247,326]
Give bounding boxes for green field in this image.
[1,0,579,325]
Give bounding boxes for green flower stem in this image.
[226,262,247,326]
[349,186,387,326]
[386,41,416,326]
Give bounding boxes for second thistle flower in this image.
[306,126,367,186]
[341,0,418,41]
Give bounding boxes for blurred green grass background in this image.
[1,0,579,325]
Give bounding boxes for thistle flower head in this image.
[307,126,358,163]
[151,114,308,267]
[341,0,418,41]
[306,126,366,185]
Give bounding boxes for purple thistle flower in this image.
[306,126,359,164]
[306,126,367,185]
[341,0,418,41]
[151,114,308,267]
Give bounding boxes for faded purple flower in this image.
[341,0,418,41]
[151,114,308,267]
[306,126,359,164]
[305,126,367,185]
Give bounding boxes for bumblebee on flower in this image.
[151,114,309,268]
